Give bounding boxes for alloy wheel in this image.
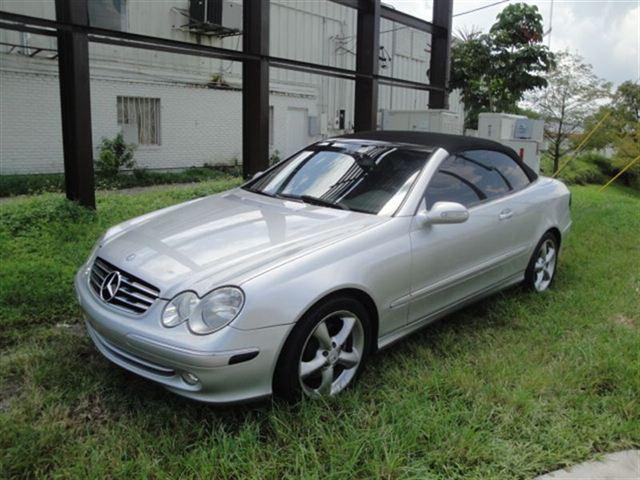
[298,310,365,397]
[533,238,557,292]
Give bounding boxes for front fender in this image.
[231,217,413,335]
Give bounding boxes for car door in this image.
[462,150,539,276]
[407,153,518,324]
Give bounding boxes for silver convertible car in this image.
[76,132,571,403]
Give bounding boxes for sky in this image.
[384,0,640,86]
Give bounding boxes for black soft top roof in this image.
[337,130,537,180]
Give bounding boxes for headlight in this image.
[162,287,245,335]
[190,287,245,335]
[161,291,199,327]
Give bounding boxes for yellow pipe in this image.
[553,110,613,178]
[598,155,640,192]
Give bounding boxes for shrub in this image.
[0,173,65,197]
[95,133,136,178]
[1,166,239,197]
[269,150,282,166]
[541,151,609,185]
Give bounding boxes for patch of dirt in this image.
[0,379,21,412]
[71,394,115,426]
[612,314,636,328]
[55,321,86,337]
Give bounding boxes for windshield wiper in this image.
[274,192,303,202]
[298,195,347,210]
[275,192,346,210]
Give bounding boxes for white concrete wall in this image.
[0,52,321,174]
[0,58,64,174]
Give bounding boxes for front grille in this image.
[89,257,160,314]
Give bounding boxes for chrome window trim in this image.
[395,147,450,217]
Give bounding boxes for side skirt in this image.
[377,272,524,350]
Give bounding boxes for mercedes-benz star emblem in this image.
[100,271,122,302]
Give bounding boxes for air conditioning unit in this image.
[380,109,463,135]
[189,0,242,32]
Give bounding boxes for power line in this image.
[453,0,511,18]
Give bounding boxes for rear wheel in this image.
[273,296,370,402]
[524,232,558,292]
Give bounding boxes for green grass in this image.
[1,182,638,479]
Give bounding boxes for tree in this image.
[528,52,611,173]
[450,3,554,129]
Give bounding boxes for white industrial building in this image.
[0,0,463,175]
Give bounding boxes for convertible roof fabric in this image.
[336,130,537,180]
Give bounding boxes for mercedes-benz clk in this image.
[76,131,572,403]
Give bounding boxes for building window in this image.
[117,96,161,146]
[89,0,127,31]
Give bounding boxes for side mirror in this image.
[251,171,264,180]
[418,201,469,226]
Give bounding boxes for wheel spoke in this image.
[545,248,556,265]
[337,349,360,369]
[332,316,356,347]
[535,271,544,286]
[313,322,332,349]
[535,258,545,272]
[300,353,326,379]
[317,366,334,395]
[544,264,554,279]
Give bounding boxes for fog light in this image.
[181,372,199,385]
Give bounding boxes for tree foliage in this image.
[527,51,611,173]
[580,81,640,187]
[450,3,554,129]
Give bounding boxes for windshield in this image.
[243,142,432,215]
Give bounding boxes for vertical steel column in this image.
[354,0,380,132]
[56,0,95,208]
[242,0,270,178]
[428,0,453,109]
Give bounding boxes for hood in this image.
[98,188,386,297]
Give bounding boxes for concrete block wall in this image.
[89,76,244,171]
[0,69,65,174]
[1,62,320,174]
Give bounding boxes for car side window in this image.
[425,159,483,209]
[463,150,532,191]
[425,154,509,209]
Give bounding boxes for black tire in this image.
[273,295,371,402]
[524,231,559,292]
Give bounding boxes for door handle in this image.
[499,208,513,220]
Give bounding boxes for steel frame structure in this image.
[0,0,452,208]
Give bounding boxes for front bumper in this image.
[75,268,292,404]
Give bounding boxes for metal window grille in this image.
[117,96,161,145]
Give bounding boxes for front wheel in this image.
[524,232,559,292]
[273,296,370,402]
